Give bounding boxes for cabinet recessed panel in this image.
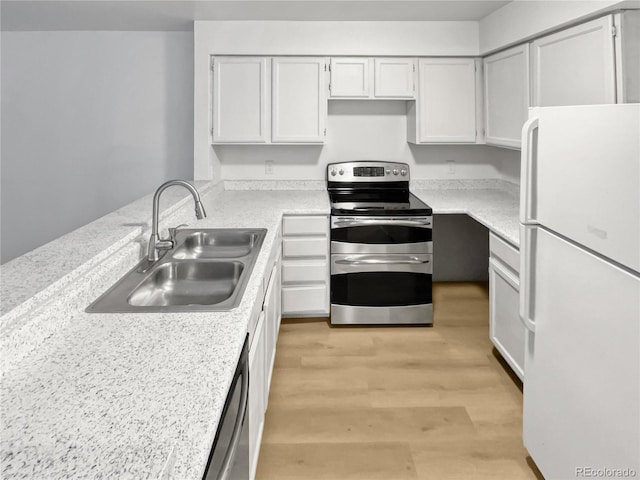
[484,45,529,148]
[272,58,326,143]
[374,58,415,98]
[418,58,476,143]
[330,58,370,98]
[213,57,267,143]
[532,15,616,106]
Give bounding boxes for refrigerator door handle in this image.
[520,116,539,224]
[519,224,536,332]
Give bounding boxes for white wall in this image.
[194,20,480,181]
[479,0,630,54]
[218,100,516,181]
[1,31,194,263]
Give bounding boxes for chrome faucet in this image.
[147,180,207,262]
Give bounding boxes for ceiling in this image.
[1,1,512,31]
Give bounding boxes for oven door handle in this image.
[335,256,430,265]
[334,219,432,228]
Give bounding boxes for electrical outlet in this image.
[265,160,274,175]
[446,160,456,175]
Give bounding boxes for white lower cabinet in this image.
[488,233,524,381]
[263,260,281,396]
[248,310,266,480]
[248,245,282,480]
[281,215,330,317]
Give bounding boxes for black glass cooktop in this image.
[329,190,432,216]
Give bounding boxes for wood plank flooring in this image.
[256,282,544,480]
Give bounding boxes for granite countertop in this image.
[0,178,519,480]
[1,186,330,480]
[411,179,520,247]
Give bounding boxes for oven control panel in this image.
[328,161,409,182]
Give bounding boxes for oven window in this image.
[332,225,432,244]
[331,272,432,306]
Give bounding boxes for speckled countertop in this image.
[412,179,520,247]
[1,186,330,480]
[0,179,519,480]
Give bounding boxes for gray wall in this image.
[1,31,194,263]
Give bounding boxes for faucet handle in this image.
[168,224,188,243]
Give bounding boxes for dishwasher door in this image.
[203,335,250,480]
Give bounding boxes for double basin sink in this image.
[87,228,266,313]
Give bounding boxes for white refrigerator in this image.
[519,104,640,479]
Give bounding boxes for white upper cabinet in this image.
[374,58,416,98]
[484,44,530,149]
[329,57,416,99]
[532,15,616,106]
[212,57,268,143]
[272,57,327,143]
[615,10,640,103]
[329,58,371,98]
[410,58,477,143]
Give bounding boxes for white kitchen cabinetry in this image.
[248,310,266,480]
[329,57,370,98]
[532,16,616,106]
[281,215,330,317]
[212,57,268,143]
[263,257,281,395]
[488,233,524,381]
[212,56,327,144]
[615,10,640,103]
[483,45,530,149]
[248,241,282,479]
[329,57,416,99]
[408,58,479,144]
[272,57,327,143]
[374,58,416,98]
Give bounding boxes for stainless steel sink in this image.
[172,230,261,259]
[128,261,244,307]
[86,228,266,313]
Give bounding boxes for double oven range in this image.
[327,161,433,326]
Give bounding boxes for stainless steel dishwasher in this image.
[203,335,249,480]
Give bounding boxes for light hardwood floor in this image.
[256,282,544,480]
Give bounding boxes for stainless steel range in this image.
[327,161,433,326]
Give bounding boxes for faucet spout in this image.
[147,180,207,262]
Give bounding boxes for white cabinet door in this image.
[532,15,616,106]
[374,58,416,98]
[489,258,524,381]
[489,233,524,380]
[248,310,265,480]
[484,45,530,148]
[263,263,279,395]
[212,57,268,143]
[272,57,327,143]
[417,58,477,143]
[329,58,370,98]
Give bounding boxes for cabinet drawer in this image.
[283,237,327,258]
[282,259,328,284]
[490,232,520,274]
[282,285,328,314]
[282,215,328,236]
